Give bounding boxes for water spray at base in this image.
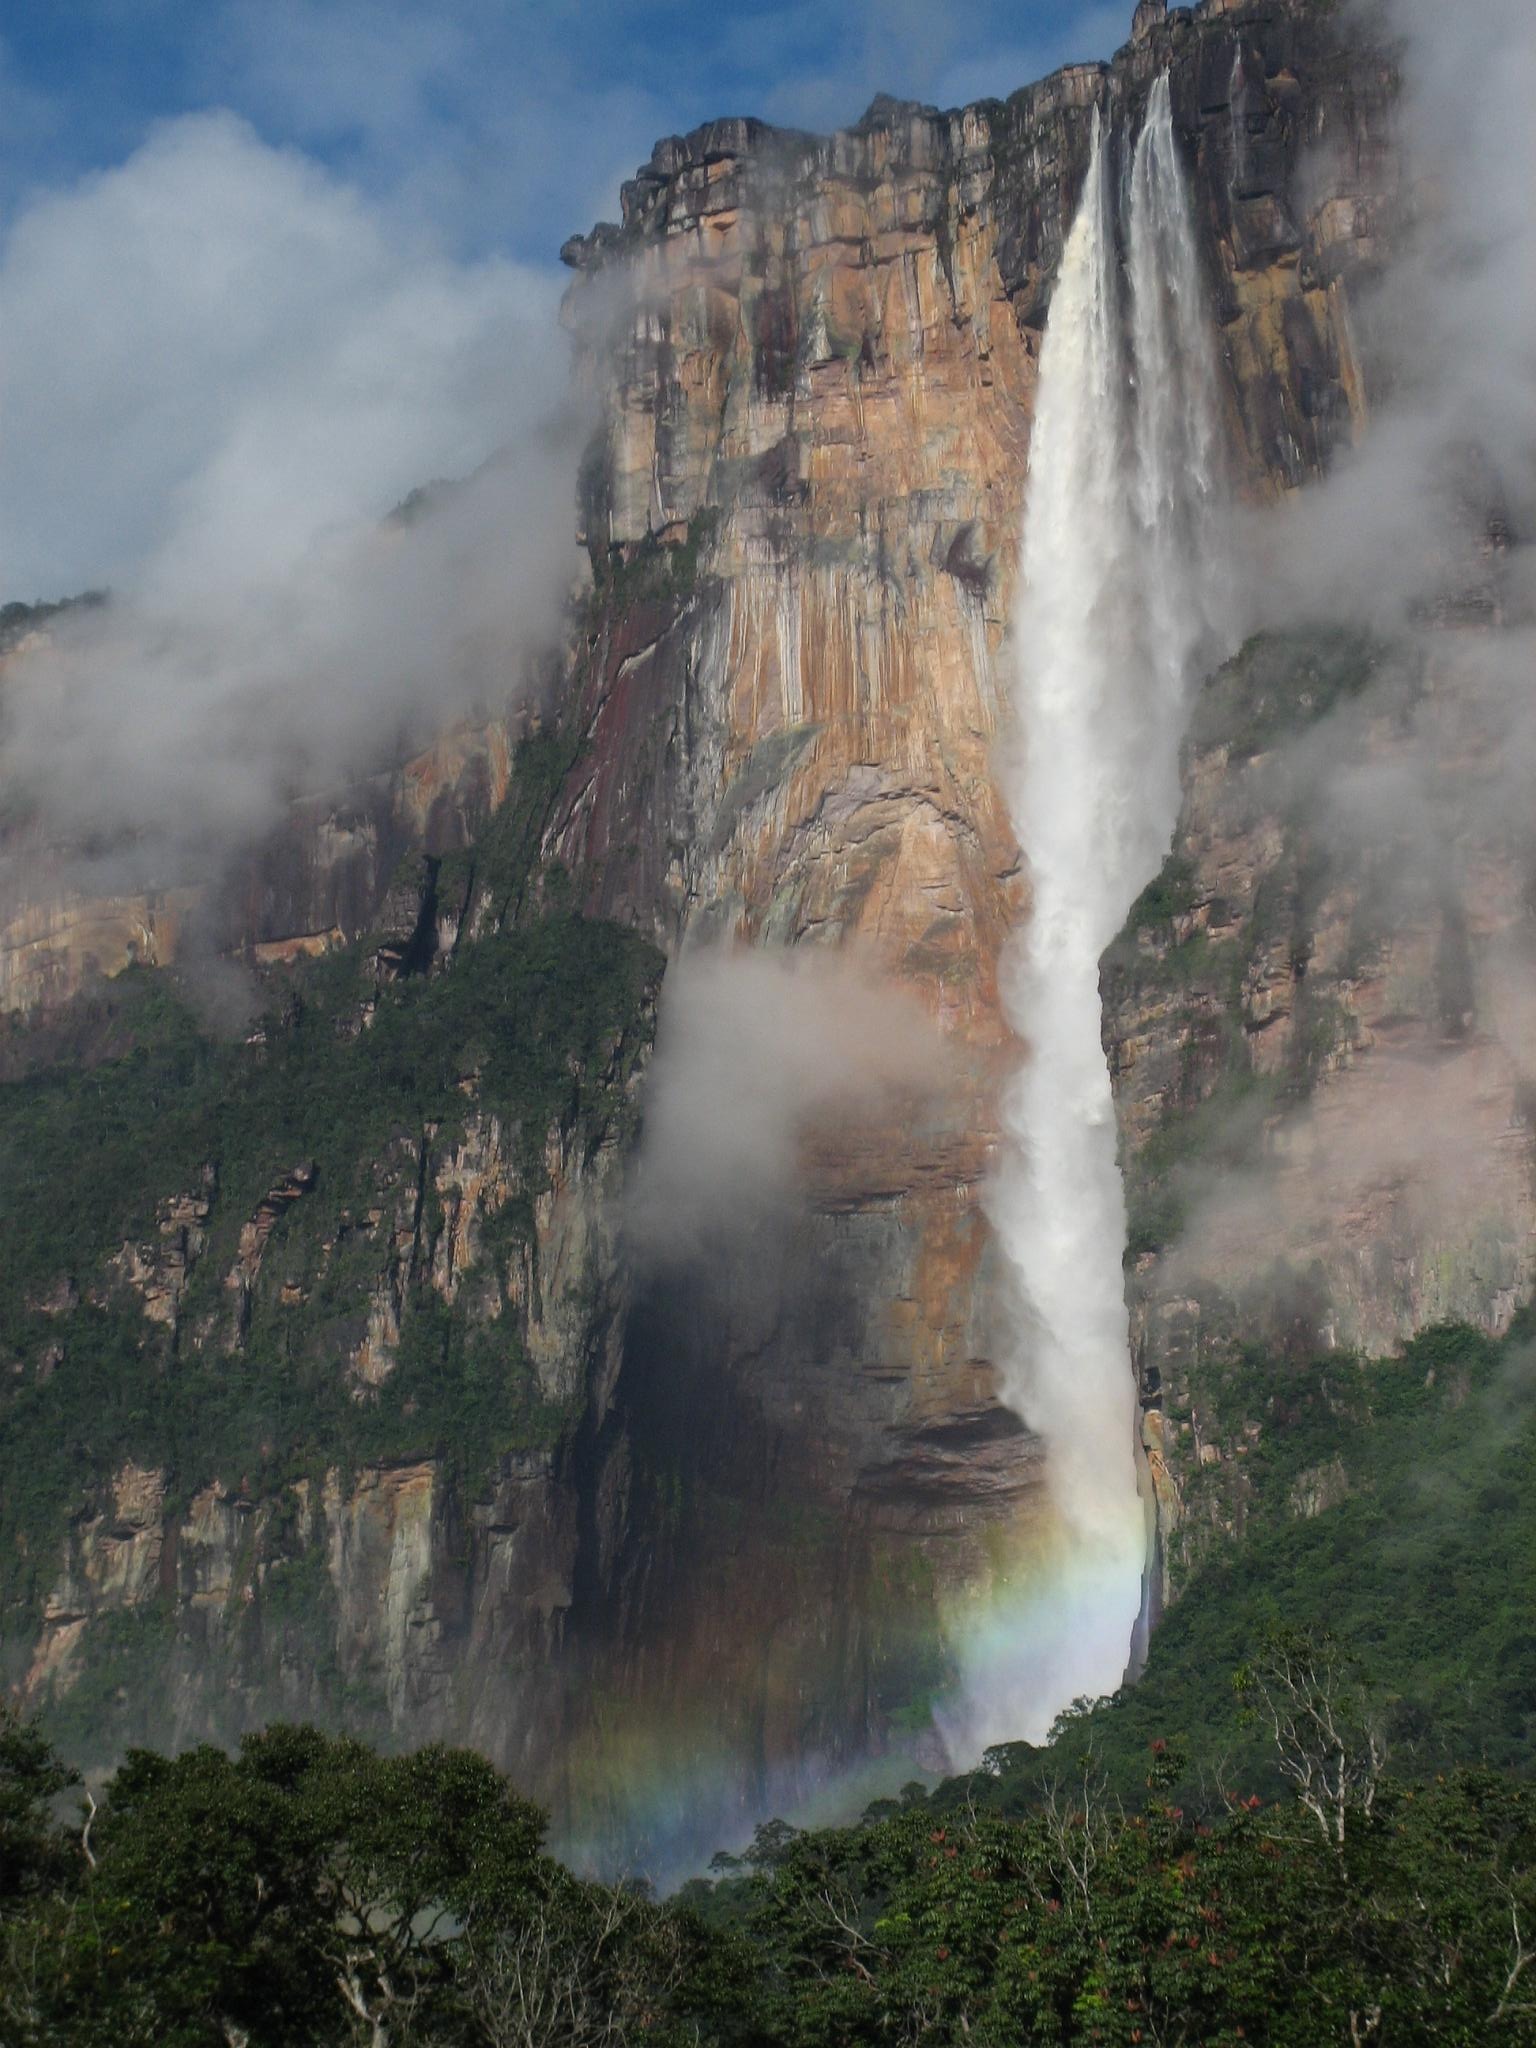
[944,75,1229,1758]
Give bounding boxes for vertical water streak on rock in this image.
[948,84,1227,1755]
[1227,45,1248,204]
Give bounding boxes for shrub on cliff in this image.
[0,905,660,1647]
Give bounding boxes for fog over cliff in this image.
[1169,0,1536,1317]
[627,949,943,1262]
[3,0,1526,880]
[0,112,582,872]
[0,3,1130,885]
[1253,0,1535,618]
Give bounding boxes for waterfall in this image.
[947,77,1227,1754]
[1129,76,1229,802]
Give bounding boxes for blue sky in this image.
[0,0,1125,263]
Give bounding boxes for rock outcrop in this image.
[0,705,513,1015]
[14,950,654,1813]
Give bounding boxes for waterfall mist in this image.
[946,77,1228,1757]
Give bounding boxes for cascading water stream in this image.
[945,76,1228,1756]
[1131,76,1230,746]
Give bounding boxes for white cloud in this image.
[0,110,565,599]
[194,0,1127,246]
[0,111,581,870]
[0,1,1129,884]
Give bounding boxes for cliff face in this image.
[0,0,1439,1867]
[532,0,1399,1830]
[0,706,513,1015]
[1106,620,1536,1600]
[3,873,661,1808]
[23,1098,640,1784]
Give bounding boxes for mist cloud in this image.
[626,948,943,1263]
[0,5,1126,884]
[1238,0,1536,629]
[1158,0,1536,1307]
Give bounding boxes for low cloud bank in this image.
[3,453,577,874]
[1143,0,1536,1348]
[0,111,580,876]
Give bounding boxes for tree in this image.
[0,1724,554,2047]
[453,1872,702,2048]
[1234,1625,1386,1849]
[298,1736,547,2046]
[0,1706,76,1908]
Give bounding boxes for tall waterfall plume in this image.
[947,76,1228,1756]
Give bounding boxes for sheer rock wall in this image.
[2,0,1433,1863]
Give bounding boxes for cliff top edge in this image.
[559,0,1336,271]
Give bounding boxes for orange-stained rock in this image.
[522,0,1398,1826]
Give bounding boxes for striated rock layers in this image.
[0,0,1447,1868]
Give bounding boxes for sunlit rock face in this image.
[539,0,1399,1836]
[3,0,1418,1870]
